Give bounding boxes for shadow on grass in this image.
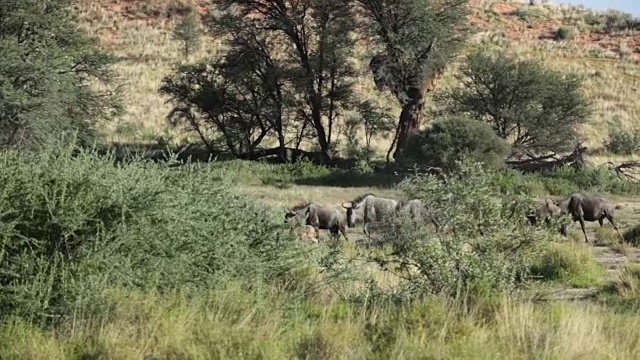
[292,170,405,188]
[623,225,640,247]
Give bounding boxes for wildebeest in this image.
[395,198,442,232]
[284,201,349,242]
[527,197,570,235]
[341,193,400,235]
[565,193,622,244]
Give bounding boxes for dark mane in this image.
[291,201,313,212]
[349,192,376,205]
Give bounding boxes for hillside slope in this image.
[76,0,640,157]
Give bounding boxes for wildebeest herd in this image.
[284,191,625,246]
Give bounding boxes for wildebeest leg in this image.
[578,217,589,244]
[560,224,568,237]
[598,218,604,227]
[339,225,349,243]
[330,228,340,244]
[606,214,624,240]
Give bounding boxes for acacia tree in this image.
[206,0,358,162]
[0,0,122,149]
[438,50,592,158]
[357,0,469,162]
[161,17,296,157]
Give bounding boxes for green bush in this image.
[0,0,121,149]
[584,10,640,32]
[406,116,510,173]
[439,50,591,155]
[0,144,307,322]
[605,129,640,155]
[554,26,576,41]
[530,242,605,288]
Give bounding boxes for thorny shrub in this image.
[352,159,554,300]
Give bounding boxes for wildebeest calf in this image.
[527,197,570,236]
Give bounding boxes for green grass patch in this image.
[530,242,606,288]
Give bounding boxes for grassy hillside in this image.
[76,0,640,159]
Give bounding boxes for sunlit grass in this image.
[3,286,640,359]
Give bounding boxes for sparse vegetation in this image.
[554,26,576,41]
[171,9,203,59]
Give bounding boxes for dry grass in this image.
[3,286,640,359]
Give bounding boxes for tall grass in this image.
[2,286,640,359]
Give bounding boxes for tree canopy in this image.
[438,50,592,158]
[162,0,358,162]
[358,0,470,161]
[0,0,121,149]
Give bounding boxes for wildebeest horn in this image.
[342,202,353,209]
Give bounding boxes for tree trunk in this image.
[392,87,423,162]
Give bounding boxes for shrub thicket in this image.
[406,116,510,173]
[0,0,121,149]
[530,242,605,288]
[350,160,551,300]
[605,128,640,155]
[554,26,576,41]
[0,143,307,322]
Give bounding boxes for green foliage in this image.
[584,9,640,33]
[359,0,470,101]
[358,0,470,159]
[357,159,548,299]
[185,0,359,161]
[439,50,592,156]
[605,128,640,155]
[489,164,640,197]
[530,242,605,288]
[0,0,122,149]
[514,6,544,21]
[344,100,395,161]
[0,142,307,322]
[554,26,576,41]
[172,10,203,59]
[406,116,510,173]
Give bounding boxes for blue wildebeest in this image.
[341,193,400,235]
[527,197,571,236]
[395,198,442,232]
[565,193,623,244]
[284,201,349,242]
